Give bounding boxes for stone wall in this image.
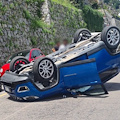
[48,0,86,41]
[0,0,85,66]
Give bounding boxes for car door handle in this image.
[64,73,77,77]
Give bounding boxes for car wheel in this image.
[10,56,30,72]
[73,28,91,43]
[101,26,120,49]
[0,83,2,92]
[33,57,57,83]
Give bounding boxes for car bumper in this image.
[1,72,40,98]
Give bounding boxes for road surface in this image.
[99,9,116,26]
[105,10,116,26]
[0,74,120,120]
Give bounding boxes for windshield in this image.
[7,50,30,63]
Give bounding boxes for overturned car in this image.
[1,26,120,100]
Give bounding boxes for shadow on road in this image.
[105,82,120,92]
[7,94,71,103]
[7,93,109,103]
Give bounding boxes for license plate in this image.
[4,86,11,93]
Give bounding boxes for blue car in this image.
[1,26,120,101]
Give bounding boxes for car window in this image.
[37,50,43,56]
[25,53,30,60]
[31,50,43,59]
[78,84,108,96]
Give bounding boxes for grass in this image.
[31,19,49,29]
[51,0,78,10]
[9,3,14,9]
[23,9,31,19]
[30,36,37,45]
[0,28,3,36]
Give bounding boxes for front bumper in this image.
[0,71,63,100]
[1,72,35,97]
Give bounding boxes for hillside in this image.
[0,0,104,66]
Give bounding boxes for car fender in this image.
[0,63,10,77]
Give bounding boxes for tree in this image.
[92,2,99,9]
[104,0,110,4]
[104,0,120,9]
[70,0,84,8]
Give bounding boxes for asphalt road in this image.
[0,74,120,120]
[105,10,116,26]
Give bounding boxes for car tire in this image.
[0,83,2,92]
[101,26,120,49]
[73,28,91,43]
[33,57,57,83]
[10,56,30,72]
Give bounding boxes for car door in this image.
[59,59,108,95]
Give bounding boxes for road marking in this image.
[0,93,7,97]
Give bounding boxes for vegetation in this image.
[30,19,50,30]
[104,0,120,9]
[30,36,37,45]
[23,9,31,19]
[0,29,3,36]
[51,0,78,10]
[0,0,105,55]
[9,3,14,9]
[53,0,103,31]
[0,2,8,15]
[70,0,99,9]
[25,0,45,4]
[23,0,51,31]
[82,5,104,31]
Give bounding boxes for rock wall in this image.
[48,0,86,40]
[0,0,85,66]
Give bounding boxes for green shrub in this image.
[25,0,33,4]
[0,2,8,15]
[25,0,44,4]
[9,3,14,9]
[23,9,31,19]
[31,19,48,29]
[0,29,3,36]
[51,0,78,10]
[48,41,55,46]
[82,5,104,32]
[30,36,37,45]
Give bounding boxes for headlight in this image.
[4,85,11,93]
[0,68,3,73]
